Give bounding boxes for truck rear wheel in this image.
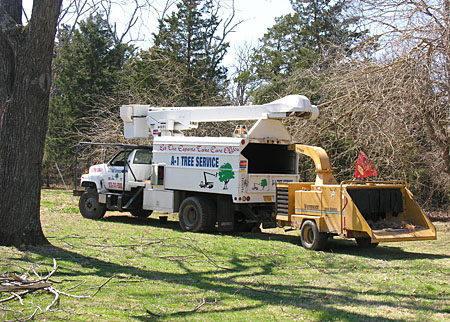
[179,197,216,232]
[79,188,106,219]
[300,220,327,250]
[355,237,379,248]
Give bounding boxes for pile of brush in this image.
[367,219,419,231]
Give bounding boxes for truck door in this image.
[104,150,129,191]
[128,149,153,181]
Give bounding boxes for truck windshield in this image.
[133,149,152,164]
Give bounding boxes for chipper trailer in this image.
[75,94,436,249]
[275,145,436,250]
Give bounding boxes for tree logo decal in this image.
[218,163,235,190]
[260,179,268,188]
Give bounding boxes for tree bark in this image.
[0,0,62,246]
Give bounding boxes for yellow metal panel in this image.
[342,189,373,237]
[321,186,342,234]
[291,214,324,231]
[295,145,338,185]
[295,191,322,215]
[288,183,312,219]
[342,183,436,242]
[372,227,436,242]
[294,191,327,231]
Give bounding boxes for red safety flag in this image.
[354,151,378,178]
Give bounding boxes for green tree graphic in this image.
[261,179,268,189]
[218,163,235,190]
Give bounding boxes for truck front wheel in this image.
[79,188,106,219]
[300,220,328,250]
[178,197,216,232]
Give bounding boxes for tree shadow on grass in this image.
[17,243,448,322]
[131,303,264,321]
[102,214,182,231]
[323,238,450,261]
[99,214,448,262]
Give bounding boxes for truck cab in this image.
[80,148,153,192]
[75,143,153,219]
[102,149,152,191]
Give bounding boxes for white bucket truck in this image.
[75,95,319,232]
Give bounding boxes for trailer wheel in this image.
[79,188,106,219]
[179,197,215,232]
[355,237,379,248]
[300,220,327,250]
[130,209,153,218]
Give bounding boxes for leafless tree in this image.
[56,0,161,43]
[228,42,258,106]
[272,2,448,207]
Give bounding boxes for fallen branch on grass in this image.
[0,259,114,312]
[0,259,57,295]
[186,237,234,271]
[233,282,282,299]
[85,240,164,248]
[146,298,207,317]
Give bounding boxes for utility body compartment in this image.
[150,136,299,205]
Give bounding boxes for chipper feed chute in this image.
[343,182,436,243]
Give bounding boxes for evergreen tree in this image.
[47,14,132,165]
[250,0,368,103]
[147,0,229,106]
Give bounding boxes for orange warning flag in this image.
[354,151,378,178]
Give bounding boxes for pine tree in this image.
[148,0,229,106]
[251,0,368,103]
[47,14,132,166]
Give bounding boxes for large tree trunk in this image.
[0,1,62,246]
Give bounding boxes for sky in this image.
[222,0,294,66]
[22,0,295,67]
[123,0,295,67]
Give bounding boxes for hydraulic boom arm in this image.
[120,95,319,138]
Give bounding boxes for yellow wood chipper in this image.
[276,145,437,250]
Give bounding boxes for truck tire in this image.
[130,209,153,218]
[300,220,327,250]
[355,237,379,248]
[178,197,215,232]
[79,188,106,219]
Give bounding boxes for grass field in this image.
[1,190,449,321]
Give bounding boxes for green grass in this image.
[1,189,449,321]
